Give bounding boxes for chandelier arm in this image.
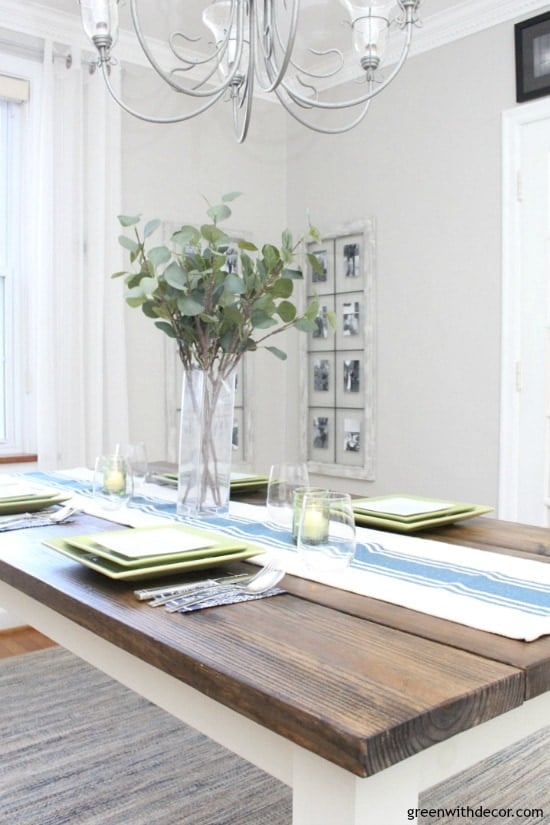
[255,0,300,94]
[273,83,374,135]
[127,0,245,100]
[279,20,414,112]
[232,1,255,144]
[289,48,345,81]
[98,58,228,124]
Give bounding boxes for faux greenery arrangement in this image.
[114,192,325,373]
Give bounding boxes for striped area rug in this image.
[0,647,548,824]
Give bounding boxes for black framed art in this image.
[515,11,550,102]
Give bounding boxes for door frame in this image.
[500,98,550,522]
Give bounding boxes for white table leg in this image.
[292,748,423,825]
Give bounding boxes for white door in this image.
[501,101,550,526]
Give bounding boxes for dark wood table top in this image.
[0,509,548,778]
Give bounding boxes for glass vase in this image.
[177,365,236,517]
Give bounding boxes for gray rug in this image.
[0,648,548,825]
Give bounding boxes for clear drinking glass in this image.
[125,442,149,491]
[297,491,356,572]
[266,463,309,529]
[93,454,134,510]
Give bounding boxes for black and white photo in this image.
[516,11,550,101]
[313,358,330,391]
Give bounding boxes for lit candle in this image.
[104,466,125,494]
[301,506,328,542]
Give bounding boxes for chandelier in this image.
[79,0,421,143]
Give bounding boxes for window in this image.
[0,72,33,456]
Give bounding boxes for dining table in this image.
[0,479,549,825]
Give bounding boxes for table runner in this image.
[22,470,550,642]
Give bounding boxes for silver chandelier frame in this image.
[80,0,421,143]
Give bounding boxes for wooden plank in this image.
[0,517,524,778]
[419,516,550,560]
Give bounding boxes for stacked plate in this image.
[151,472,268,493]
[352,495,493,533]
[43,524,262,581]
[0,482,69,515]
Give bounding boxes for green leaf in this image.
[262,244,280,273]
[269,277,293,298]
[276,300,296,323]
[118,214,140,227]
[201,224,226,245]
[147,245,171,267]
[222,191,242,202]
[281,229,293,263]
[224,273,246,295]
[281,267,303,280]
[308,223,322,243]
[125,286,146,307]
[294,317,316,333]
[119,235,139,252]
[164,261,186,290]
[206,203,231,224]
[265,345,287,360]
[177,295,204,315]
[304,299,320,320]
[141,300,159,319]
[138,276,157,296]
[111,270,127,279]
[172,225,201,247]
[251,310,278,329]
[307,252,325,275]
[154,320,176,338]
[143,218,161,239]
[237,241,257,254]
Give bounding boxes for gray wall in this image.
[285,21,518,507]
[122,17,524,508]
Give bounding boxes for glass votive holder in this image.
[292,486,328,543]
[93,454,133,510]
[297,491,356,572]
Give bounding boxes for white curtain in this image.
[32,42,129,469]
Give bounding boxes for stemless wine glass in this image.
[93,454,134,510]
[125,441,149,492]
[266,462,309,529]
[297,491,356,572]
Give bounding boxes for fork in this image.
[163,560,285,612]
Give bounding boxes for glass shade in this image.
[79,0,119,46]
[339,1,392,63]
[202,0,247,82]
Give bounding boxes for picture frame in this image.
[308,353,335,407]
[308,295,336,352]
[335,352,364,409]
[515,11,550,102]
[307,408,336,463]
[335,234,363,292]
[307,241,334,294]
[335,292,364,350]
[335,410,364,467]
[301,217,376,481]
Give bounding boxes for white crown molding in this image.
[409,0,550,58]
[0,0,549,77]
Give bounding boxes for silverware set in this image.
[134,561,286,613]
[0,504,78,531]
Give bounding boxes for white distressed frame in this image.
[301,219,376,481]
